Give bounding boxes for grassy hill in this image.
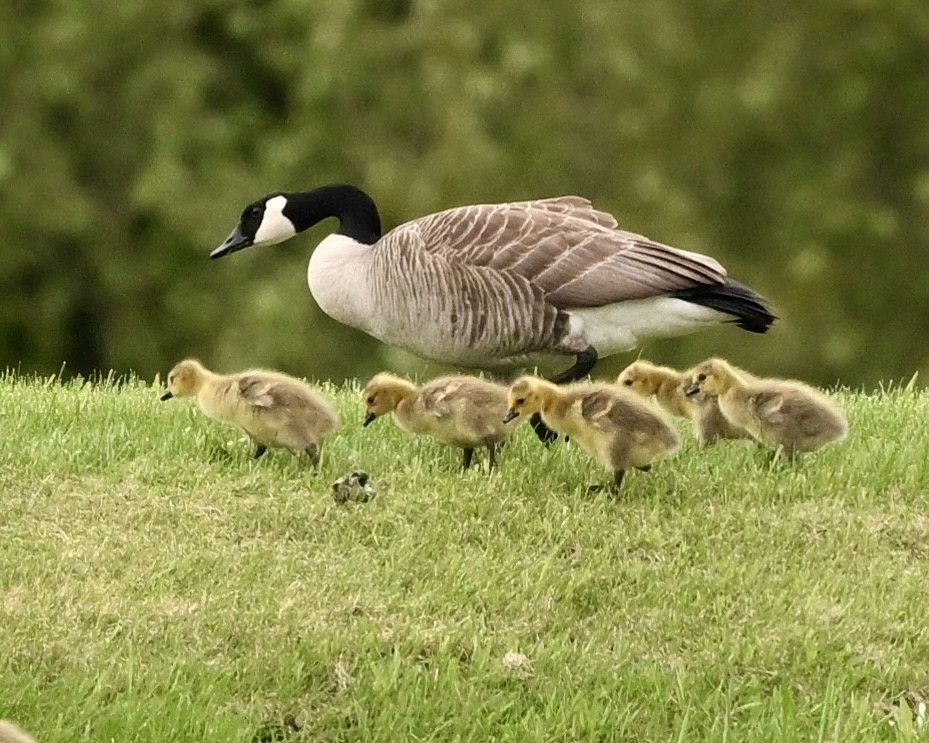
[1,373,928,742]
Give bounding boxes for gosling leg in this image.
[253,444,268,460]
[585,468,625,496]
[305,443,320,472]
[461,447,475,470]
[486,441,497,471]
[612,469,626,491]
[636,465,651,473]
[531,345,599,444]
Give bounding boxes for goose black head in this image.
[211,194,296,259]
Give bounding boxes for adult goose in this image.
[211,184,775,382]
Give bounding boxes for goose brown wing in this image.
[398,199,728,309]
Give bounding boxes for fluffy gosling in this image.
[504,376,679,491]
[363,373,517,470]
[617,360,749,445]
[685,358,848,459]
[0,721,38,743]
[161,359,339,470]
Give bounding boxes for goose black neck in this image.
[282,184,382,245]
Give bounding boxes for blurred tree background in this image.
[1,0,927,388]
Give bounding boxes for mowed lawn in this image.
[2,373,929,742]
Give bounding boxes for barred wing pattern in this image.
[398,198,728,308]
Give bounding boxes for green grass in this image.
[2,372,929,742]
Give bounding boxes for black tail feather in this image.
[671,279,776,334]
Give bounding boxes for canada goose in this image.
[0,721,38,743]
[362,372,517,470]
[503,376,680,491]
[617,360,749,445]
[685,358,848,458]
[211,184,775,383]
[160,359,339,469]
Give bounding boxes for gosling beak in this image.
[210,223,253,259]
[503,409,520,424]
[160,390,173,401]
[363,412,377,427]
[684,384,701,397]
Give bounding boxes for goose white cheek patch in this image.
[254,195,297,245]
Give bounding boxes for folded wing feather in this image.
[398,199,729,309]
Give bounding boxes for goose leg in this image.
[253,444,268,460]
[461,447,475,470]
[305,443,320,471]
[529,414,559,445]
[549,346,599,385]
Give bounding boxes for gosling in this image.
[362,373,517,470]
[685,358,848,459]
[161,359,339,470]
[0,721,38,743]
[617,360,749,445]
[504,376,679,491]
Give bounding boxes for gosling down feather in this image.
[161,359,339,469]
[685,358,848,459]
[362,372,517,470]
[211,184,776,383]
[0,721,38,743]
[617,360,750,445]
[504,376,680,491]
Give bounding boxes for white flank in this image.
[568,297,731,356]
[254,195,297,246]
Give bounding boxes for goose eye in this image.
[514,397,526,406]
[623,379,633,386]
[366,395,375,405]
[697,373,706,382]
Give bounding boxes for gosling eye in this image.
[623,379,633,386]
[514,397,526,406]
[366,395,375,405]
[697,373,706,382]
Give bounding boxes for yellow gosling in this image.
[504,376,679,491]
[685,358,848,459]
[363,373,517,470]
[617,360,750,445]
[617,360,695,418]
[0,721,38,743]
[161,359,339,470]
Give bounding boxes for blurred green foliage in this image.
[1,0,927,387]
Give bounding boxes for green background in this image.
[2,0,926,387]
